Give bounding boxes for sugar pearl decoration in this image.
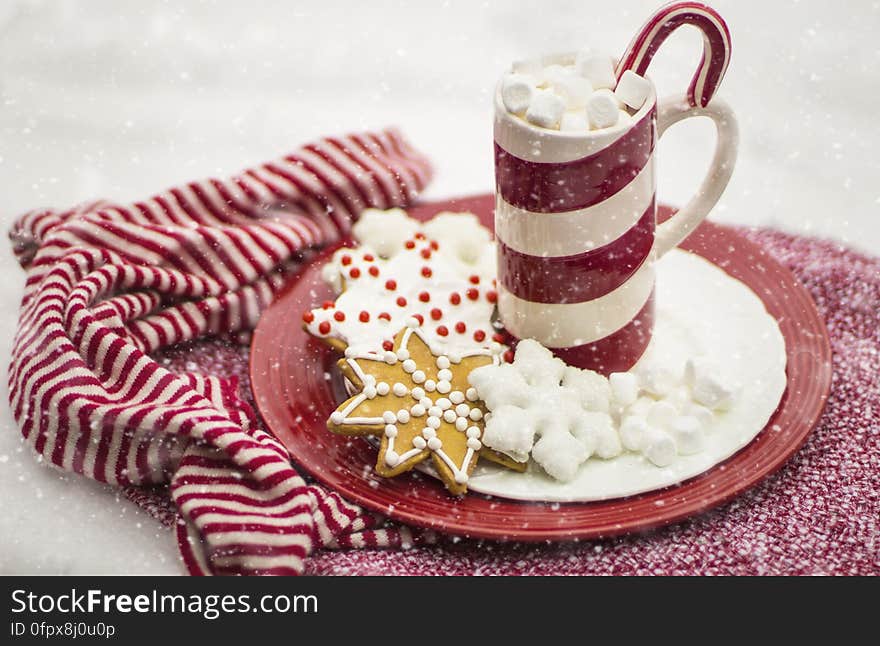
[466,388,478,402]
[376,382,390,396]
[385,424,398,438]
[422,427,437,439]
[469,408,483,421]
[412,436,427,449]
[411,387,425,400]
[426,416,441,429]
[455,404,470,417]
[424,379,437,392]
[411,404,426,417]
[385,450,400,466]
[436,356,451,370]
[436,398,452,410]
[364,385,377,399]
[383,351,397,365]
[436,380,452,394]
[437,369,453,381]
[419,397,433,409]
[412,370,426,384]
[396,349,410,361]
[455,418,468,431]
[392,382,408,397]
[402,359,417,374]
[397,409,411,424]
[467,438,482,451]
[443,410,457,423]
[466,426,481,439]
[382,411,396,424]
[428,406,442,418]
[427,437,443,451]
[450,391,465,404]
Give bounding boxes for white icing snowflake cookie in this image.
[468,340,620,481]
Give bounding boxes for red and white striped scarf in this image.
[8,129,433,575]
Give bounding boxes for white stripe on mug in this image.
[497,260,655,348]
[495,161,655,257]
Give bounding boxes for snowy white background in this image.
[0,0,877,574]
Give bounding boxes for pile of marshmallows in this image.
[612,358,738,468]
[469,339,739,482]
[501,52,652,132]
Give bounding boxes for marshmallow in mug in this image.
[500,51,652,133]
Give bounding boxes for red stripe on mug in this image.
[550,291,654,375]
[494,107,656,214]
[497,200,655,304]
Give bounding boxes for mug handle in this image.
[653,95,739,258]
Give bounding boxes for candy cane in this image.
[616,1,731,107]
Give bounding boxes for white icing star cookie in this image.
[303,209,501,354]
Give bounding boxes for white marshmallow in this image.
[540,64,593,109]
[670,415,704,455]
[665,385,692,412]
[525,90,566,129]
[628,396,654,418]
[609,372,639,407]
[638,365,679,397]
[647,400,678,430]
[683,357,705,387]
[685,402,714,429]
[615,70,652,110]
[619,415,648,452]
[685,358,737,410]
[512,59,544,81]
[542,64,575,87]
[560,110,589,132]
[587,89,621,129]
[501,73,537,115]
[642,427,676,467]
[576,54,617,90]
[693,378,737,411]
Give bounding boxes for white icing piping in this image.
[331,317,502,485]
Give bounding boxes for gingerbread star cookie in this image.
[327,319,517,495]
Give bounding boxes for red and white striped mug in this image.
[494,54,738,374]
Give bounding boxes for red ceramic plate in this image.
[250,195,832,541]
